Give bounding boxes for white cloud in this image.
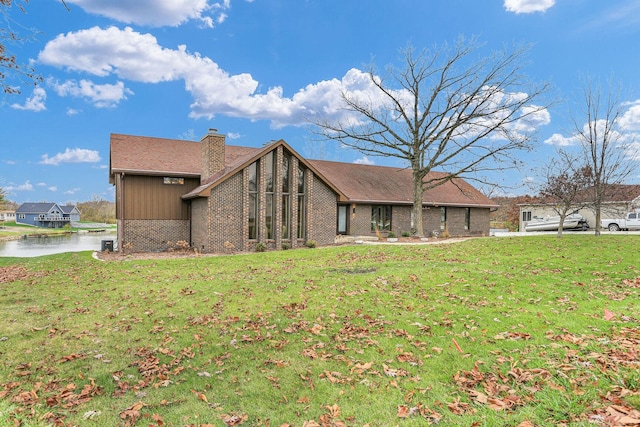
[40,148,101,166]
[37,27,366,126]
[227,132,241,140]
[36,182,47,187]
[544,133,577,146]
[65,0,228,28]
[619,100,640,131]
[504,0,555,14]
[10,87,47,112]
[51,79,133,107]
[67,108,82,115]
[353,156,375,165]
[37,26,549,135]
[48,186,58,192]
[5,181,34,192]
[64,188,81,195]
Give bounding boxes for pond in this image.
[0,231,118,258]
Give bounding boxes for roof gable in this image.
[183,140,345,200]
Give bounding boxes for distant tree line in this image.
[76,198,115,224]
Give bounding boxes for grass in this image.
[0,235,639,426]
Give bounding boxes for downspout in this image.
[116,172,124,251]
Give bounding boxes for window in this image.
[522,211,532,222]
[371,205,391,232]
[281,153,291,240]
[440,207,447,230]
[464,207,471,230]
[248,162,258,239]
[163,177,184,185]
[265,152,275,239]
[337,205,348,234]
[297,167,306,239]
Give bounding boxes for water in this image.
[0,231,117,258]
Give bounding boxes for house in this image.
[0,210,16,223]
[15,202,81,228]
[109,130,498,253]
[518,184,640,231]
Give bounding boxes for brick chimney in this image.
[201,129,225,182]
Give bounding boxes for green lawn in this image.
[0,235,639,426]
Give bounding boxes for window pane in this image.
[282,195,290,239]
[298,167,305,194]
[337,205,347,234]
[248,162,257,192]
[266,194,274,239]
[371,205,391,231]
[297,195,306,239]
[465,208,471,230]
[282,154,290,194]
[440,207,446,230]
[265,152,274,193]
[248,193,257,239]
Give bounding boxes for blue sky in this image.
[1,0,640,204]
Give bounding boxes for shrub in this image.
[401,231,411,237]
[281,242,291,250]
[387,231,396,238]
[305,240,317,248]
[255,242,267,252]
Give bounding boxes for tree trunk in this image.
[556,213,566,238]
[412,169,425,237]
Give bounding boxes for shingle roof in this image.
[109,133,497,207]
[309,160,498,207]
[109,133,257,180]
[16,202,57,213]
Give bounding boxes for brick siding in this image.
[308,174,338,246]
[122,219,190,252]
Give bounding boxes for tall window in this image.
[281,153,291,240]
[248,161,258,239]
[464,207,471,230]
[522,211,532,222]
[297,167,306,239]
[265,152,275,239]
[371,205,391,232]
[337,205,348,234]
[440,207,447,230]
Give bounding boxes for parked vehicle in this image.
[601,212,640,231]
[525,212,589,232]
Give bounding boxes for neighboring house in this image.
[0,210,16,222]
[109,131,498,253]
[61,205,81,222]
[15,202,81,228]
[518,184,640,231]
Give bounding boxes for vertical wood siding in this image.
[122,175,199,220]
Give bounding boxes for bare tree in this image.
[313,37,550,236]
[572,78,637,236]
[1,0,40,94]
[539,149,592,238]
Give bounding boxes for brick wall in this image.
[200,131,225,182]
[208,173,244,253]
[122,219,190,252]
[350,204,373,236]
[348,204,491,238]
[190,198,209,251]
[308,174,338,245]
